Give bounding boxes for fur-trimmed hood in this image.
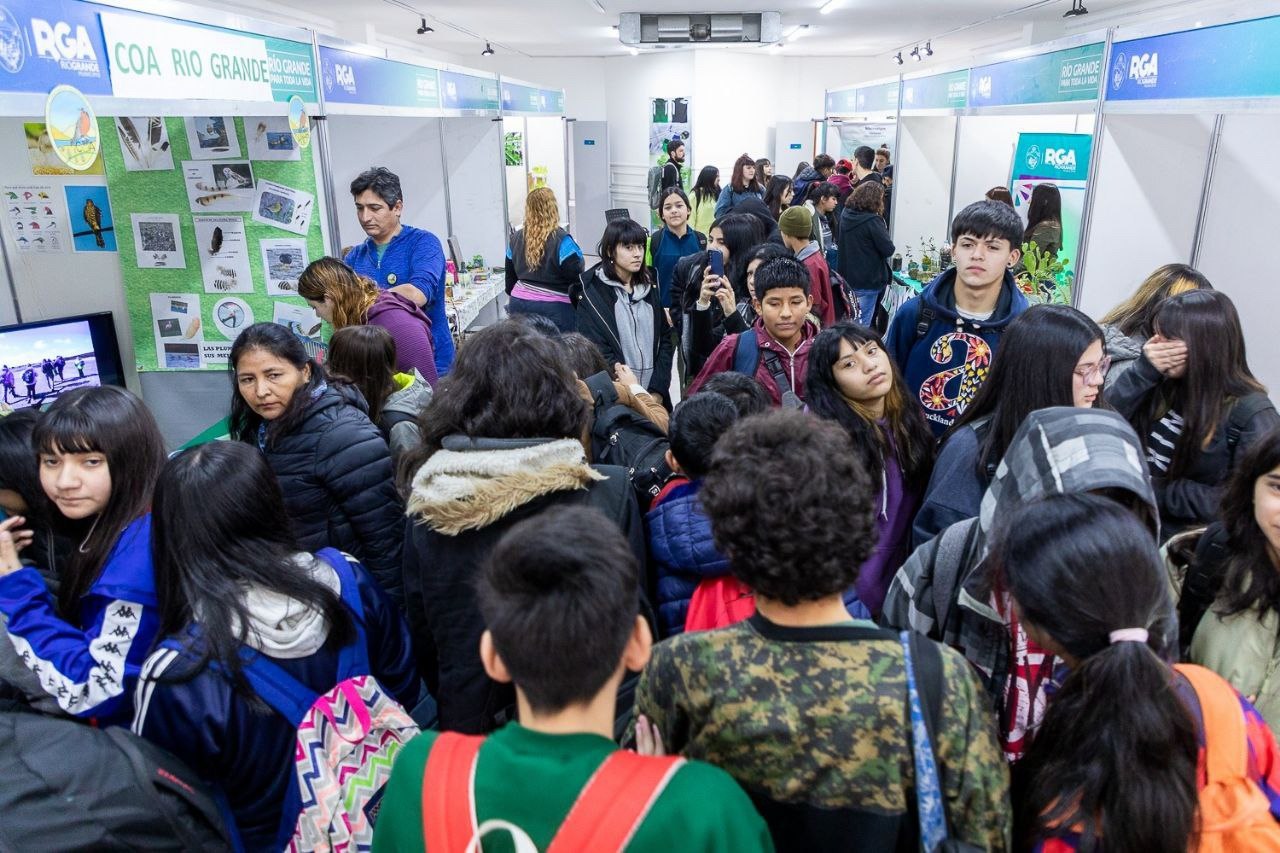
[406,436,605,535]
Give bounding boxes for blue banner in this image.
[440,70,499,112]
[856,81,900,113]
[902,69,969,111]
[825,86,857,116]
[1108,16,1280,101]
[319,46,440,109]
[502,82,564,114]
[970,43,1104,108]
[0,0,111,95]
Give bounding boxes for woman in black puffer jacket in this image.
[229,323,404,607]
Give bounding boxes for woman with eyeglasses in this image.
[911,305,1109,547]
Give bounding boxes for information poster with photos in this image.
[100,115,326,371]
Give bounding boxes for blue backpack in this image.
[731,332,803,410]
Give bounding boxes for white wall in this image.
[950,113,1095,222]
[1076,113,1215,322]
[893,115,958,250]
[526,116,569,224]
[1194,113,1280,397]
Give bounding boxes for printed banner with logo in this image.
[0,0,111,95]
[1109,15,1280,102]
[318,45,440,110]
[502,82,565,115]
[439,70,500,113]
[650,95,690,226]
[825,87,857,117]
[902,70,969,112]
[1009,132,1092,298]
[970,43,1104,108]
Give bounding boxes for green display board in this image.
[99,115,325,372]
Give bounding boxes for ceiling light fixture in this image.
[893,51,903,65]
[481,42,495,56]
[818,0,840,15]
[924,40,933,56]
[416,16,433,34]
[1062,0,1088,17]
[589,0,607,13]
[910,45,921,61]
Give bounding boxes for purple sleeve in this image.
[369,311,438,385]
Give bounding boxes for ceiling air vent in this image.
[619,12,782,45]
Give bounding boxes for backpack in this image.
[222,549,419,851]
[684,575,755,633]
[422,732,686,852]
[22,368,35,383]
[732,332,803,410]
[925,518,984,640]
[1176,664,1280,852]
[584,371,675,505]
[829,267,858,323]
[0,711,231,851]
[647,164,665,209]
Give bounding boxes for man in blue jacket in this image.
[343,167,455,376]
[885,199,1030,437]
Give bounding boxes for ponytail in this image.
[994,493,1198,852]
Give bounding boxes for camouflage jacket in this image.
[636,613,1010,852]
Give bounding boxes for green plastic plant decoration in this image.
[1016,241,1073,304]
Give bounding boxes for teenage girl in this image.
[0,387,165,725]
[1110,289,1279,538]
[229,323,405,606]
[806,321,935,614]
[131,440,417,850]
[998,493,1280,850]
[913,305,1108,546]
[326,324,430,463]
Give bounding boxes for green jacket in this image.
[1191,603,1280,741]
[372,723,774,852]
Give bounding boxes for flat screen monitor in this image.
[0,312,126,411]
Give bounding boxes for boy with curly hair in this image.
[633,410,1011,852]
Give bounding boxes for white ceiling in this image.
[196,0,1220,61]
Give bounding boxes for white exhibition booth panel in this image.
[442,118,507,273]
[893,116,957,251]
[503,116,528,228]
[526,116,570,227]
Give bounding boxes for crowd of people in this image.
[1,155,1278,853]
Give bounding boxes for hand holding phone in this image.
[708,249,724,277]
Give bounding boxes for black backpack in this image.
[584,371,675,505]
[0,711,232,851]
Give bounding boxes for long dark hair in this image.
[1101,263,1212,339]
[997,494,1196,852]
[597,218,653,286]
[950,305,1104,479]
[32,387,166,621]
[1214,427,1280,621]
[1136,290,1266,479]
[228,323,328,448]
[762,176,793,220]
[1023,183,1062,241]
[327,325,397,425]
[397,321,588,491]
[806,322,935,490]
[729,153,762,194]
[711,213,765,299]
[152,441,353,691]
[0,409,59,572]
[692,165,720,205]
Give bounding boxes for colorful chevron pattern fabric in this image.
[285,675,420,852]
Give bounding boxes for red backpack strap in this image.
[1176,664,1248,783]
[422,733,484,853]
[547,752,685,853]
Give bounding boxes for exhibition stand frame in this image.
[498,76,569,230]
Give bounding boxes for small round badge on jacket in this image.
[387,273,398,285]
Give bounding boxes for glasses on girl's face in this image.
[1074,355,1112,383]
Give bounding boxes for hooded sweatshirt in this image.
[402,437,645,733]
[792,166,824,201]
[882,407,1160,760]
[687,320,816,407]
[576,264,672,399]
[884,267,1031,437]
[365,290,439,385]
[1100,322,1146,391]
[131,551,417,851]
[794,240,835,327]
[838,207,895,292]
[380,369,433,461]
[714,185,765,219]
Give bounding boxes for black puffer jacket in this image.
[257,385,405,606]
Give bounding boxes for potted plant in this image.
[1016,242,1072,304]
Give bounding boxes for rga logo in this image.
[30,16,100,75]
[334,62,357,95]
[1044,148,1077,171]
[1111,51,1127,91]
[0,5,25,74]
[976,75,992,99]
[1026,145,1041,170]
[1128,52,1158,88]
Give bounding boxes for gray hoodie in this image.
[381,369,432,461]
[597,267,657,389]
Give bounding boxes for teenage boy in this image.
[687,257,815,408]
[777,207,835,327]
[647,392,739,637]
[852,146,882,187]
[791,153,835,202]
[634,411,1011,852]
[885,199,1031,437]
[374,507,772,853]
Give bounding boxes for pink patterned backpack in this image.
[234,550,420,852]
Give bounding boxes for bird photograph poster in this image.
[252,179,313,236]
[130,212,185,269]
[4,184,67,254]
[63,185,116,253]
[44,85,101,173]
[24,123,104,176]
[115,117,174,172]
[181,160,256,213]
[183,116,243,160]
[192,215,252,295]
